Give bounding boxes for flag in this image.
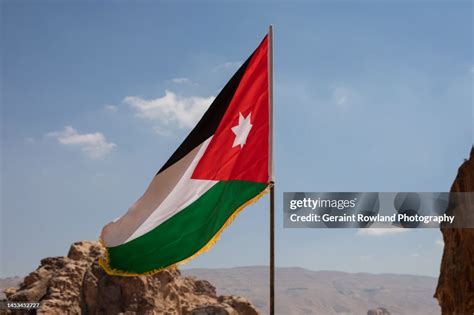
[100,35,271,276]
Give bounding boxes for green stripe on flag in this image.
[106,180,267,274]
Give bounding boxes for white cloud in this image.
[47,126,116,159]
[332,86,354,112]
[104,104,118,113]
[214,61,242,72]
[170,77,192,84]
[24,137,35,143]
[124,90,214,131]
[435,239,444,248]
[152,126,172,136]
[357,228,409,236]
[223,61,242,69]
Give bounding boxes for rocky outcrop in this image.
[367,307,390,315]
[4,241,258,315]
[435,146,474,314]
[0,277,22,300]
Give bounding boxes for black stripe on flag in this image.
[157,54,253,174]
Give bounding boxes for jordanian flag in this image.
[100,35,272,276]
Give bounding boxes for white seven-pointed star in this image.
[231,112,253,148]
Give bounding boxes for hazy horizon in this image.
[1,264,441,279]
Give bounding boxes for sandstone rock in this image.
[0,277,22,300]
[434,146,474,314]
[3,288,16,299]
[218,296,258,315]
[367,307,391,315]
[3,241,259,315]
[187,304,237,315]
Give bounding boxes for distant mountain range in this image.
[183,266,440,315]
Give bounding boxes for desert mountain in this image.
[183,267,439,315]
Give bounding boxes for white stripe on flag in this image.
[101,138,217,247]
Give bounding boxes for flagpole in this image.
[270,182,275,315]
[268,24,275,315]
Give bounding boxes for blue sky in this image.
[1,1,472,278]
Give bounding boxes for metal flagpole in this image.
[270,181,275,315]
[268,24,275,315]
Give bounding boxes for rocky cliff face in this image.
[435,146,474,314]
[4,241,258,315]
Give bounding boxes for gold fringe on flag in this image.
[98,183,271,277]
